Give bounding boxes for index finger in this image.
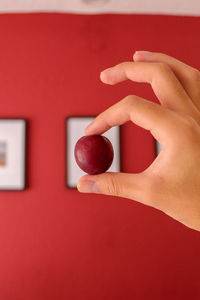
[85,95,180,147]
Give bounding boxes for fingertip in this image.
[77,174,88,191]
[77,175,99,194]
[84,127,91,136]
[100,67,117,85]
[84,120,97,135]
[84,129,88,136]
[100,70,109,83]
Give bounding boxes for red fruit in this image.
[74,135,114,175]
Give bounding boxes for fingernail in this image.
[77,180,99,194]
[135,51,152,55]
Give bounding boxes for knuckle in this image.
[106,174,121,197]
[190,68,200,82]
[179,114,197,130]
[120,61,132,68]
[122,95,134,103]
[155,62,171,76]
[121,95,137,107]
[176,114,200,142]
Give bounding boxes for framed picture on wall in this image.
[0,119,26,190]
[66,116,121,189]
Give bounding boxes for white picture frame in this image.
[66,116,121,188]
[0,119,26,190]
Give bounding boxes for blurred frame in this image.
[66,116,121,189]
[0,119,26,190]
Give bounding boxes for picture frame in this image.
[66,116,121,189]
[0,119,26,190]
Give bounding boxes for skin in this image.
[77,51,200,231]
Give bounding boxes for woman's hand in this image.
[77,51,200,231]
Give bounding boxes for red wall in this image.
[0,13,200,300]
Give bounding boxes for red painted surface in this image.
[0,13,200,300]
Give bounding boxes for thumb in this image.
[77,172,149,205]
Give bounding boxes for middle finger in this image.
[100,61,200,119]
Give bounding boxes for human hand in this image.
[77,51,200,231]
